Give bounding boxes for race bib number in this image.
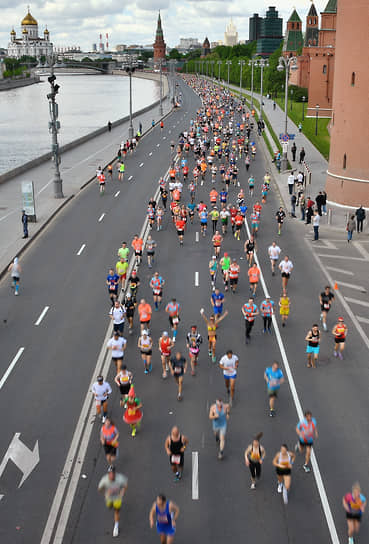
[172,316,179,325]
[174,366,182,374]
[171,455,181,464]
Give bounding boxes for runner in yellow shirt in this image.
[116,258,128,288]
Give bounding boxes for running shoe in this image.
[303,464,311,473]
[277,482,283,493]
[251,483,256,490]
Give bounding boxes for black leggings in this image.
[263,316,272,330]
[249,460,261,480]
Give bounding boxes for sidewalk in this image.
[0,94,172,277]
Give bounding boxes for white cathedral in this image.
[7,8,53,59]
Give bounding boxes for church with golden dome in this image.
[7,8,53,59]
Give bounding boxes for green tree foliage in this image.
[168,48,182,60]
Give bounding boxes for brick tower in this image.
[153,11,166,66]
[325,0,369,206]
[304,2,319,47]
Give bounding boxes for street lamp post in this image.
[47,58,63,198]
[258,58,269,120]
[226,60,232,92]
[277,55,298,171]
[302,95,306,121]
[248,55,258,108]
[290,88,293,111]
[159,59,163,116]
[210,60,215,81]
[217,60,222,81]
[315,104,320,135]
[238,59,246,100]
[126,57,136,139]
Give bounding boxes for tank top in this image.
[160,337,171,355]
[118,372,130,385]
[169,435,184,455]
[278,451,291,467]
[280,297,289,308]
[156,501,172,527]
[308,330,320,347]
[246,240,255,252]
[213,404,227,429]
[140,336,151,350]
[248,445,262,462]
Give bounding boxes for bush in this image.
[288,85,308,102]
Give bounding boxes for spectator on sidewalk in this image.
[299,147,306,164]
[316,192,325,216]
[347,215,356,242]
[312,210,320,241]
[291,194,297,218]
[299,193,306,221]
[291,142,297,162]
[355,206,366,233]
[322,191,327,215]
[21,210,28,239]
[306,197,314,224]
[273,101,276,110]
[107,121,112,132]
[287,172,295,195]
[297,171,304,188]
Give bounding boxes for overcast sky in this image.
[1,1,328,51]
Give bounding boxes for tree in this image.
[168,48,182,60]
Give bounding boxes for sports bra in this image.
[278,451,291,467]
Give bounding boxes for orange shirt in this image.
[200,162,207,173]
[138,303,152,322]
[132,238,143,251]
[173,189,181,202]
[209,190,218,203]
[248,267,260,283]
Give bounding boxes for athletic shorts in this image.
[346,512,362,521]
[135,250,142,256]
[177,230,184,236]
[298,439,313,449]
[147,251,155,256]
[281,272,290,278]
[212,424,227,437]
[267,388,278,398]
[153,291,162,297]
[106,498,122,510]
[113,323,124,333]
[103,444,117,456]
[306,345,320,355]
[276,467,291,476]
[230,278,238,285]
[169,315,180,327]
[335,337,345,343]
[141,349,152,356]
[251,223,258,229]
[224,373,237,380]
[213,306,223,315]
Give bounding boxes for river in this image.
[0,74,160,175]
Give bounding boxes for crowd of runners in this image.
[90,75,363,543]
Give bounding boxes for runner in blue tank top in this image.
[149,494,179,543]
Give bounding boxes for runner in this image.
[260,295,274,334]
[220,206,230,235]
[244,236,256,267]
[209,256,218,290]
[332,317,348,359]
[170,351,187,401]
[118,162,125,181]
[209,398,230,460]
[186,325,203,376]
[220,252,231,291]
[343,483,366,544]
[276,207,286,235]
[100,417,119,470]
[229,259,240,294]
[138,330,153,374]
[268,241,281,276]
[250,209,260,238]
[8,257,21,296]
[117,241,130,261]
[164,426,189,481]
[138,298,152,332]
[248,263,261,296]
[91,375,112,423]
[295,411,318,472]
[242,297,259,344]
[165,298,181,342]
[127,269,140,303]
[199,205,208,236]
[248,175,254,196]
[149,494,179,544]
[106,268,119,306]
[211,288,225,321]
[279,256,293,290]
[272,445,295,504]
[219,350,239,406]
[212,230,223,258]
[98,467,128,538]
[98,171,106,195]
[116,257,128,288]
[319,285,335,331]
[114,364,133,403]
[150,272,165,311]
[146,235,157,269]
[210,207,220,234]
[279,289,290,327]
[107,331,127,373]
[244,433,266,489]
[200,308,228,363]
[109,300,126,335]
[264,361,285,417]
[234,209,244,240]
[175,215,186,246]
[124,292,135,334]
[122,385,143,437]
[305,324,320,368]
[132,235,144,266]
[158,331,174,379]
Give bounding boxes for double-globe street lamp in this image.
[302,95,306,121]
[210,60,215,81]
[125,57,136,139]
[238,59,246,100]
[225,60,232,92]
[46,55,63,198]
[277,55,298,171]
[248,55,258,108]
[217,60,222,81]
[258,58,269,121]
[315,104,320,135]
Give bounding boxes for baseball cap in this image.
[162,331,169,336]
[338,317,344,321]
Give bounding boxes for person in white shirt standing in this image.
[107,331,127,373]
[219,350,239,406]
[312,210,320,241]
[279,256,294,290]
[287,172,295,195]
[268,242,281,276]
[92,375,112,422]
[109,301,126,335]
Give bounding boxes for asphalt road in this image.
[1,77,368,544]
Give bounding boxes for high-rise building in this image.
[325,0,369,206]
[224,19,238,46]
[153,11,166,66]
[249,13,262,42]
[256,7,283,57]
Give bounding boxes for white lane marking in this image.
[98,213,105,223]
[157,144,160,147]
[317,254,365,261]
[336,280,366,292]
[128,175,133,181]
[139,162,144,168]
[163,136,166,140]
[76,244,86,256]
[357,316,369,325]
[321,240,338,250]
[246,220,340,544]
[344,296,369,308]
[192,451,199,500]
[354,242,369,260]
[114,191,120,198]
[35,306,50,326]
[309,245,369,353]
[0,209,18,222]
[169,130,171,134]
[201,180,204,186]
[149,152,153,156]
[326,266,354,276]
[0,348,25,390]
[41,162,175,544]
[195,271,199,287]
[195,232,199,242]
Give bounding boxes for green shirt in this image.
[210,210,220,220]
[116,261,128,275]
[118,247,129,260]
[119,164,125,173]
[221,257,231,271]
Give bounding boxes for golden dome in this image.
[22,28,28,34]
[10,29,16,35]
[21,11,38,26]
[44,28,49,34]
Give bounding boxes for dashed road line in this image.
[336,280,366,292]
[98,213,105,223]
[326,266,353,276]
[76,244,86,256]
[192,451,199,500]
[149,152,153,156]
[357,316,369,325]
[35,306,50,326]
[195,232,199,242]
[128,175,133,181]
[317,254,365,261]
[139,163,144,168]
[0,348,25,390]
[353,242,369,260]
[157,144,160,147]
[195,272,199,287]
[114,191,120,198]
[344,297,369,308]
